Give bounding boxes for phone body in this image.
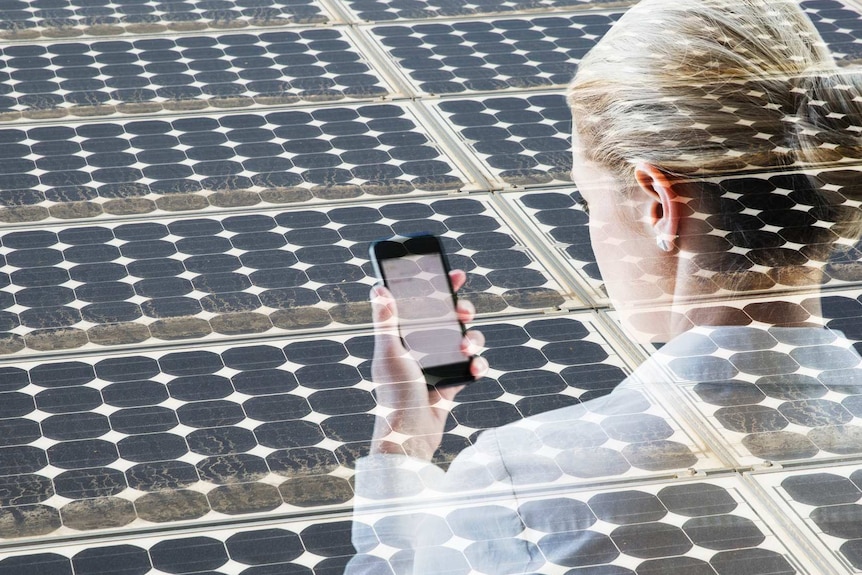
[369,234,474,386]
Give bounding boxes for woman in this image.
[349,0,862,572]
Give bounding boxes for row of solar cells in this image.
[3,5,861,113]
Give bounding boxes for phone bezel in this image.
[369,234,474,386]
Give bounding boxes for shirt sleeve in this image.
[348,428,542,575]
[347,452,446,575]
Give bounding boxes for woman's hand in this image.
[369,269,487,460]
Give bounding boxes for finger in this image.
[470,356,489,379]
[462,329,485,354]
[456,299,476,323]
[370,285,407,358]
[449,269,467,292]
[370,285,397,330]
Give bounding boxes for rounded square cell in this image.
[308,388,375,416]
[284,340,348,365]
[118,432,189,463]
[3,230,58,249]
[168,374,233,402]
[226,528,305,566]
[42,412,110,441]
[149,537,228,574]
[168,218,223,237]
[35,387,101,414]
[232,369,298,396]
[300,520,355,557]
[126,460,199,492]
[110,406,178,434]
[0,418,42,447]
[222,345,286,370]
[255,419,324,449]
[47,439,118,469]
[95,356,159,382]
[71,545,152,575]
[102,381,168,408]
[243,393,311,423]
[140,296,202,318]
[0,555,70,575]
[186,426,256,456]
[0,446,47,477]
[177,399,245,428]
[196,453,269,484]
[158,350,223,376]
[30,362,95,388]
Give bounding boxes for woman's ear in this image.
[634,163,680,249]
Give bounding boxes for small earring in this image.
[656,234,675,252]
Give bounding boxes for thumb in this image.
[370,285,406,357]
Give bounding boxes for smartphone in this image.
[369,234,474,386]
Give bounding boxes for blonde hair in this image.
[567,0,862,180]
[567,0,862,245]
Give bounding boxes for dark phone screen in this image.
[380,251,466,371]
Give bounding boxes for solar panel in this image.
[2,0,862,572]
